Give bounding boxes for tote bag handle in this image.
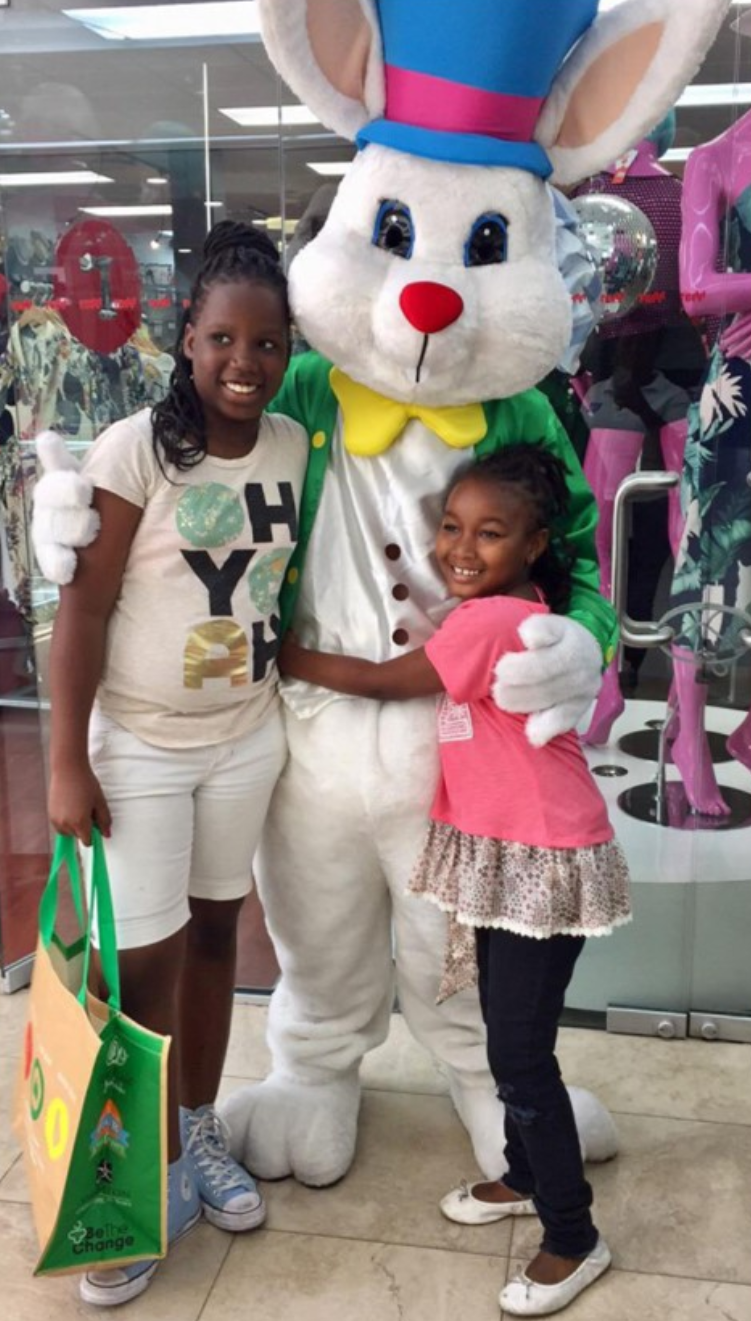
[38,829,121,1010]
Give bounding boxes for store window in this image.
[562,6,751,1033]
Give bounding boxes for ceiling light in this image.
[306,162,351,177]
[0,170,113,187]
[219,105,318,128]
[146,177,168,186]
[677,83,751,107]
[63,2,261,43]
[252,216,299,234]
[81,204,173,217]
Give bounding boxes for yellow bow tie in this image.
[330,367,487,457]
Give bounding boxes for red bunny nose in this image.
[399,282,464,334]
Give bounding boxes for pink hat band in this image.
[385,64,544,145]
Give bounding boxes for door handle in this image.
[611,470,680,649]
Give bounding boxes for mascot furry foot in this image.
[219,1072,361,1188]
[569,1086,619,1163]
[450,1079,618,1178]
[448,1081,510,1178]
[219,1074,617,1189]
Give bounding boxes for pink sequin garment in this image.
[571,170,684,339]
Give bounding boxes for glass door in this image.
[567,9,751,1040]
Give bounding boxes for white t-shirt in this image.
[82,407,308,748]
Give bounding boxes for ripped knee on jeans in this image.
[498,1083,539,1126]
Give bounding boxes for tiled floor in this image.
[1,991,750,1320]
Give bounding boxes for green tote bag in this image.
[13,829,169,1275]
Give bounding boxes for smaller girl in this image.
[279,443,631,1318]
[48,221,307,1307]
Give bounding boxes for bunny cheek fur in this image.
[289,146,572,406]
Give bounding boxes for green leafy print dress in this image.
[668,191,751,659]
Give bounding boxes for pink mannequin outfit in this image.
[667,109,751,814]
[574,135,704,745]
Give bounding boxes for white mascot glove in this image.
[32,431,100,585]
[492,614,604,748]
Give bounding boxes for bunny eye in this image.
[465,213,508,267]
[372,200,414,259]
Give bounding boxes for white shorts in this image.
[86,707,287,949]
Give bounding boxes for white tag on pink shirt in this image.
[437,695,474,743]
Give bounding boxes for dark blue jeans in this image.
[475,926,598,1259]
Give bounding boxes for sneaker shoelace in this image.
[185,1108,248,1196]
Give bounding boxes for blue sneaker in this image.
[180,1104,266,1232]
[79,1155,201,1307]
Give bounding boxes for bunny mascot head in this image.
[31,0,729,1191]
[268,0,726,406]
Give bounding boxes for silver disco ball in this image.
[571,194,659,322]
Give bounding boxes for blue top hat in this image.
[357,0,599,178]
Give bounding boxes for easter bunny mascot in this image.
[32,0,728,1190]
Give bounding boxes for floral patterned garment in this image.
[0,313,170,442]
[0,312,173,621]
[668,183,751,661]
[668,342,751,659]
[408,820,632,1002]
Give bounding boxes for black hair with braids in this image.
[151,220,291,471]
[452,442,575,615]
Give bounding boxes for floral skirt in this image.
[408,821,632,1002]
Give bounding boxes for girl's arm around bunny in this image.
[278,635,443,703]
[48,487,142,846]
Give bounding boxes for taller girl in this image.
[47,221,307,1306]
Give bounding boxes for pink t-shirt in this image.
[424,596,613,848]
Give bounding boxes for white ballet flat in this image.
[439,1179,536,1225]
[499,1237,612,1316]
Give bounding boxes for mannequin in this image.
[0,222,173,618]
[574,115,706,746]
[0,266,28,676]
[665,107,751,814]
[0,220,172,442]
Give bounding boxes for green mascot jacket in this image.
[271,352,618,663]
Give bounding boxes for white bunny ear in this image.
[536,0,730,187]
[259,0,384,142]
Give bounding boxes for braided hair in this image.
[152,220,290,471]
[453,442,575,614]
